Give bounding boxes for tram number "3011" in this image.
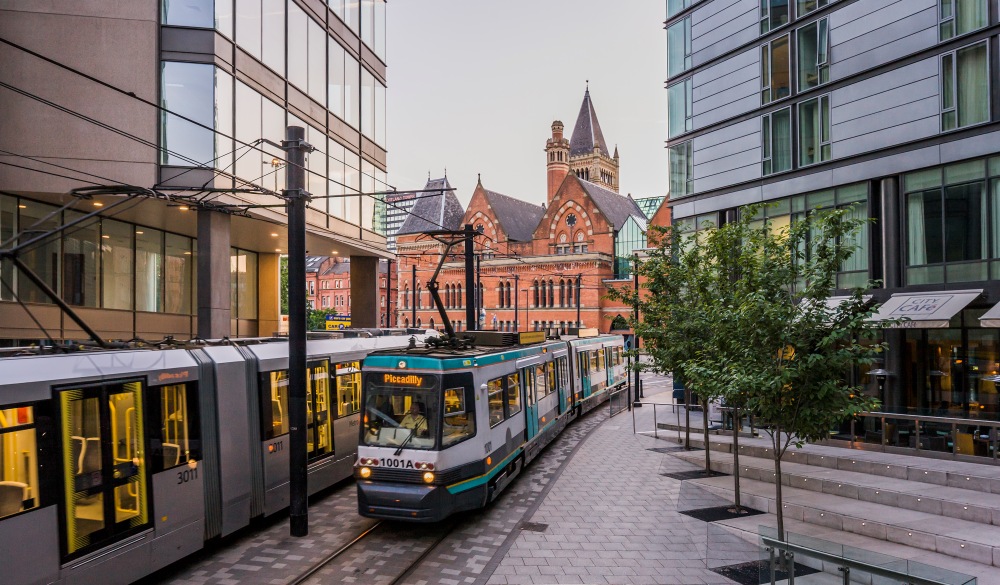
[177,467,199,484]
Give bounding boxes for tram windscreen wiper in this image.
[393,419,426,456]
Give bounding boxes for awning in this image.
[980,301,1000,328]
[872,289,982,328]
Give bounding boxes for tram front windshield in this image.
[362,373,439,450]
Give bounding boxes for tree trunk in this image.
[684,384,691,450]
[732,406,742,513]
[702,397,711,473]
[773,434,785,543]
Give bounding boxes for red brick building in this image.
[305,257,397,328]
[395,89,647,334]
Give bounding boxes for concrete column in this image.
[258,253,280,337]
[350,255,378,328]
[197,210,231,339]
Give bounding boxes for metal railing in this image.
[761,532,976,585]
[846,411,1000,462]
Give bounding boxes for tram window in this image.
[506,373,521,416]
[546,362,556,395]
[558,357,569,388]
[590,352,600,374]
[534,364,547,399]
[263,370,290,439]
[148,384,201,472]
[522,368,535,405]
[60,381,150,558]
[308,361,332,459]
[487,378,504,427]
[442,387,475,447]
[0,405,39,518]
[336,361,361,417]
[596,349,606,371]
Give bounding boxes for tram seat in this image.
[0,481,27,517]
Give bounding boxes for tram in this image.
[354,329,627,522]
[0,330,429,585]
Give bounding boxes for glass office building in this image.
[665,0,1000,427]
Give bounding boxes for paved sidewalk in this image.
[485,376,762,585]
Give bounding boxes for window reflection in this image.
[102,220,134,310]
[18,201,61,304]
[161,62,215,166]
[163,0,214,28]
[136,229,164,313]
[63,210,100,308]
[261,0,285,74]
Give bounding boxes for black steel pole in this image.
[464,224,476,330]
[411,264,416,326]
[476,254,482,329]
[633,254,642,408]
[575,273,581,328]
[514,274,519,332]
[284,125,310,538]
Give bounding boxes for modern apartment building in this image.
[666,0,1000,424]
[0,0,389,342]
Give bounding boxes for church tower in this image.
[566,85,619,193]
[545,120,570,200]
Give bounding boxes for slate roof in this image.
[569,88,611,158]
[396,177,466,235]
[305,256,328,273]
[577,179,646,231]
[320,259,390,276]
[481,189,545,242]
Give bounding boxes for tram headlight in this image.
[359,467,372,479]
[422,471,435,484]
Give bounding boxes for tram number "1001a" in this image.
[177,467,199,484]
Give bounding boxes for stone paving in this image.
[149,371,913,585]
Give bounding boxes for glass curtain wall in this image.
[667,17,692,77]
[0,195,15,301]
[668,142,693,199]
[62,210,100,308]
[905,158,999,285]
[231,248,259,320]
[614,216,647,279]
[760,0,789,34]
[667,78,692,139]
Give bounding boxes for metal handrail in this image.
[761,535,975,585]
[849,410,1000,461]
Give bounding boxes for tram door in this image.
[605,348,614,388]
[578,352,591,398]
[521,367,538,439]
[58,380,150,560]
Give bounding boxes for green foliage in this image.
[307,308,328,331]
[610,204,886,538]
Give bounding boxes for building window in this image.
[231,248,259,319]
[797,18,829,91]
[761,35,790,104]
[905,159,997,284]
[939,0,987,41]
[941,41,989,132]
[161,61,216,167]
[760,0,789,34]
[797,0,832,16]
[667,0,694,18]
[667,78,693,138]
[762,108,792,176]
[667,17,692,77]
[668,141,693,198]
[798,95,831,167]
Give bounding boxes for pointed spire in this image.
[569,84,610,158]
[477,173,482,185]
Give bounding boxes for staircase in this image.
[669,435,1000,583]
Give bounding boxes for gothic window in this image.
[475,223,484,233]
[533,280,539,306]
[548,280,554,307]
[456,284,462,308]
[505,282,512,307]
[559,280,565,306]
[566,213,577,227]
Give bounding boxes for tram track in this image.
[290,517,459,585]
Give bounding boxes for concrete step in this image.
[686,471,1000,568]
[670,432,1000,495]
[712,512,1000,585]
[673,449,1000,527]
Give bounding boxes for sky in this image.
[385,1,667,208]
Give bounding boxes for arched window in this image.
[430,318,435,329]
[456,284,462,308]
[548,280,554,307]
[417,318,422,328]
[611,314,628,331]
[505,282,512,307]
[404,317,409,328]
[403,286,409,309]
[559,280,565,307]
[416,286,422,309]
[478,283,483,309]
[533,280,539,306]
